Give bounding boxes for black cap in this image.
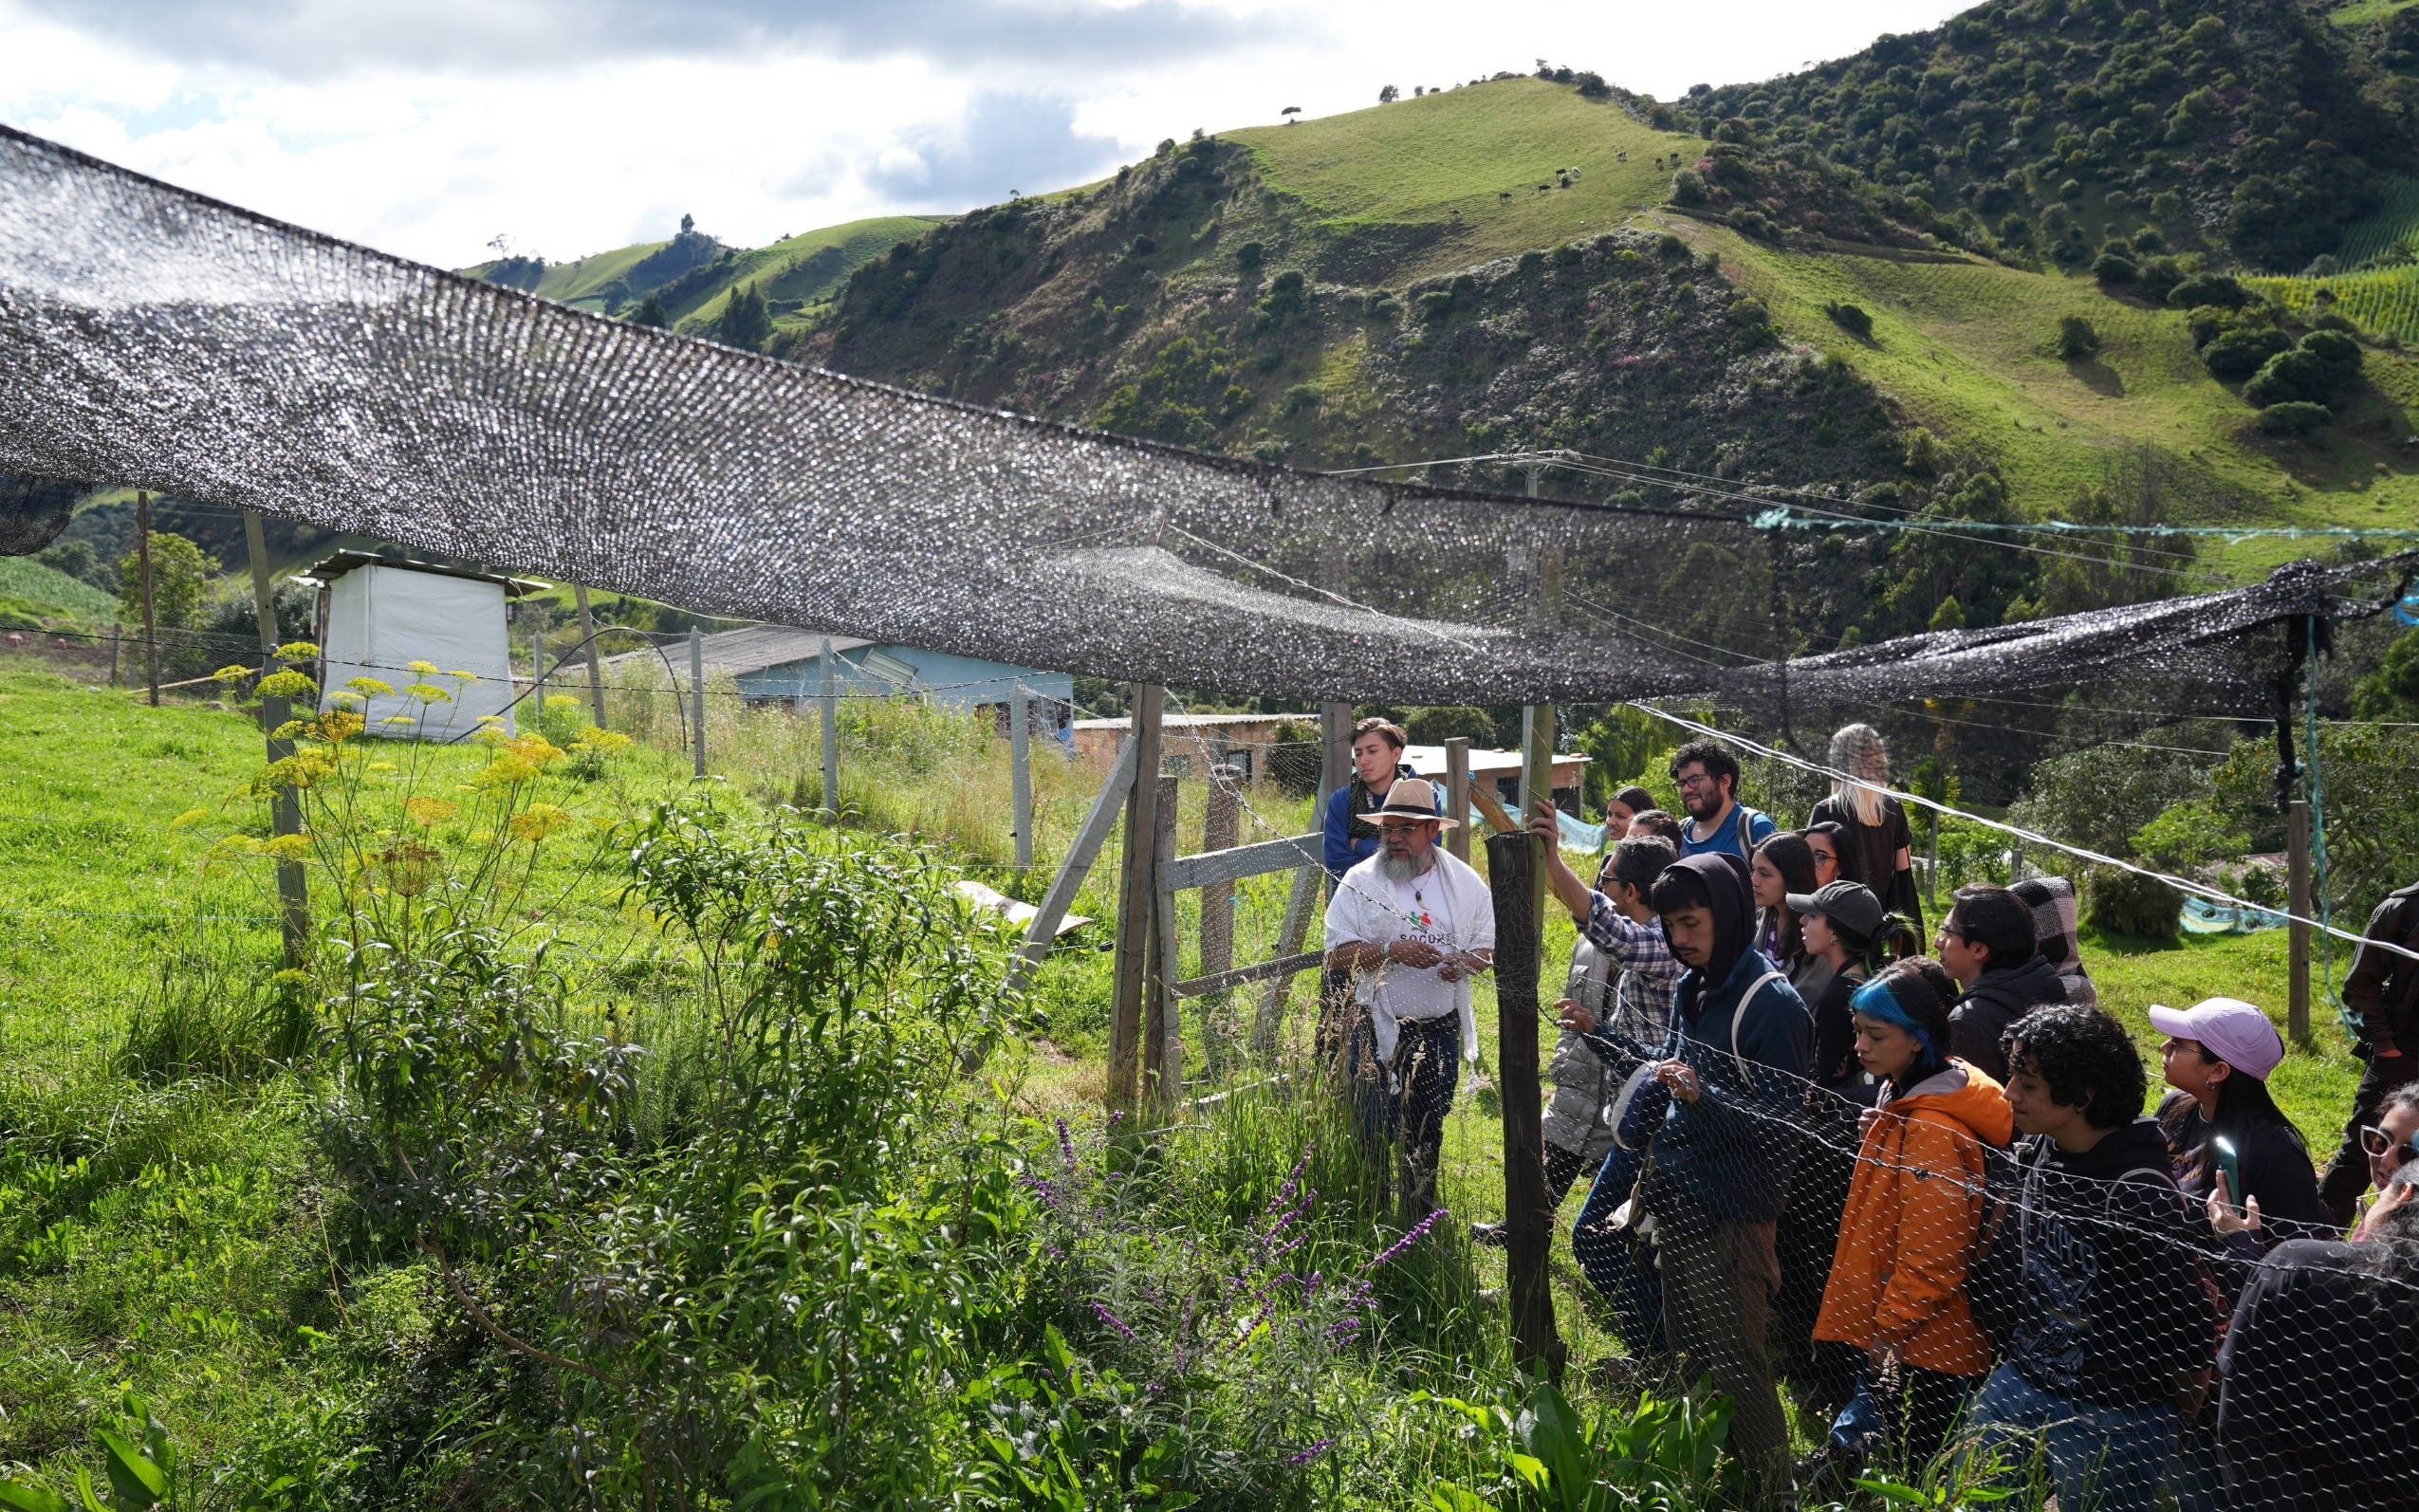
[1784,880,1884,942]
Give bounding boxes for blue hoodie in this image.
[1638,854,1815,1229]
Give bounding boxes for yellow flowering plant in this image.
[192,657,631,962]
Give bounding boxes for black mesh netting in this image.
[1,122,2412,709]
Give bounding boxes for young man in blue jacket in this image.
[1636,852,1814,1501]
[1320,717,1434,879]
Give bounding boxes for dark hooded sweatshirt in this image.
[1949,953,2066,1082]
[1636,854,1815,1233]
[2002,1117,2219,1410]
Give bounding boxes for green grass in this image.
[0,557,117,620]
[2330,0,2419,28]
[1229,78,1697,279]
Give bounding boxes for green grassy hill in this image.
[464,214,941,338]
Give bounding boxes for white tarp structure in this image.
[318,562,517,741]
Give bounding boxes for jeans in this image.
[1968,1363,2177,1512]
[1346,1012,1460,1214]
[1570,1142,1664,1358]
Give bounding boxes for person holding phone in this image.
[2151,997,2338,1272]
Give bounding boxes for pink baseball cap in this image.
[2147,997,2284,1080]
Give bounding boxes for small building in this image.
[1403,744,1587,810]
[612,625,1072,734]
[301,552,544,742]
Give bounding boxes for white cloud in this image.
[0,0,1967,268]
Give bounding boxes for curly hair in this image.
[1667,739,1741,798]
[2002,1005,2146,1130]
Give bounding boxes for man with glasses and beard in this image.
[1322,780,1495,1214]
[1669,740,1777,864]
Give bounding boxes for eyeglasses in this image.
[1377,821,1431,835]
[2359,1125,2419,1162]
[1674,772,1716,791]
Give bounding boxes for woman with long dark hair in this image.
[1751,830,1819,982]
[1805,820,1863,890]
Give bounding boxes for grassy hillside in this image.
[0,557,118,620]
[1227,79,1696,278]
[463,214,941,335]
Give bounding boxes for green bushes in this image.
[2082,866,2184,939]
[2202,326,2292,380]
[2244,329,2364,409]
[1823,301,1873,339]
[2055,315,2099,360]
[2254,400,2332,437]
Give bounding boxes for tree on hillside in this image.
[717,284,773,351]
[117,530,218,631]
[630,293,669,329]
[1378,84,1398,103]
[680,213,694,235]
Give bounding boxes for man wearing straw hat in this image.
[1323,778,1495,1214]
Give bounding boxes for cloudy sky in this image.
[0,0,1964,269]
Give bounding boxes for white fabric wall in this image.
[319,565,516,741]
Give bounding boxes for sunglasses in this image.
[2359,1125,2419,1162]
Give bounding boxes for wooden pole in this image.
[688,627,706,776]
[1144,772,1182,1112]
[1322,701,1353,798]
[1486,826,1563,1381]
[1445,737,1471,863]
[574,584,606,728]
[1108,683,1166,1108]
[1523,704,1556,922]
[1010,683,1034,870]
[2288,799,2312,1042]
[136,490,158,707]
[108,621,120,688]
[819,637,840,816]
[245,511,309,967]
[528,618,546,722]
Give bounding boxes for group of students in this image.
[1316,717,2419,1511]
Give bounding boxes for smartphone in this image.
[2211,1134,2244,1218]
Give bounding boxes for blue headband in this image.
[1850,978,1941,1069]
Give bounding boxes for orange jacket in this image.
[1814,1060,2015,1378]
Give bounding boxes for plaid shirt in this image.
[1583,892,1683,1049]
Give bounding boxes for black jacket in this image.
[1948,954,2066,1083]
[2001,1119,2220,1411]
[2342,881,2419,1057]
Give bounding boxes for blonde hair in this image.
[1828,723,1889,827]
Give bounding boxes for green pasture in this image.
[1228,78,1694,277]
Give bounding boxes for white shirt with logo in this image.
[1321,847,1496,1064]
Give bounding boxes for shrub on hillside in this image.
[2167,272,2251,310]
[2136,255,2187,304]
[2082,866,2183,939]
[1234,240,1264,271]
[2056,315,2100,360]
[2253,400,2331,437]
[2202,326,2292,380]
[2244,330,2363,408]
[2092,250,2138,285]
[1671,169,1708,206]
[1824,301,1874,339]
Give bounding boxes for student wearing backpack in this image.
[1668,740,1777,862]
[2317,878,2419,1223]
[1967,1005,2219,1512]
[1634,852,1814,1501]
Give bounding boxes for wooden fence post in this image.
[1108,683,1166,1109]
[108,621,120,688]
[1010,684,1034,870]
[1255,705,1348,1058]
[1445,737,1471,863]
[244,510,308,967]
[1523,705,1556,922]
[819,637,840,816]
[689,627,706,777]
[1322,701,1352,796]
[137,490,158,707]
[574,583,606,728]
[2288,799,2312,1042]
[1145,773,1182,1113]
[529,619,546,721]
[1486,827,1563,1381]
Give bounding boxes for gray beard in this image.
[1378,849,1437,882]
